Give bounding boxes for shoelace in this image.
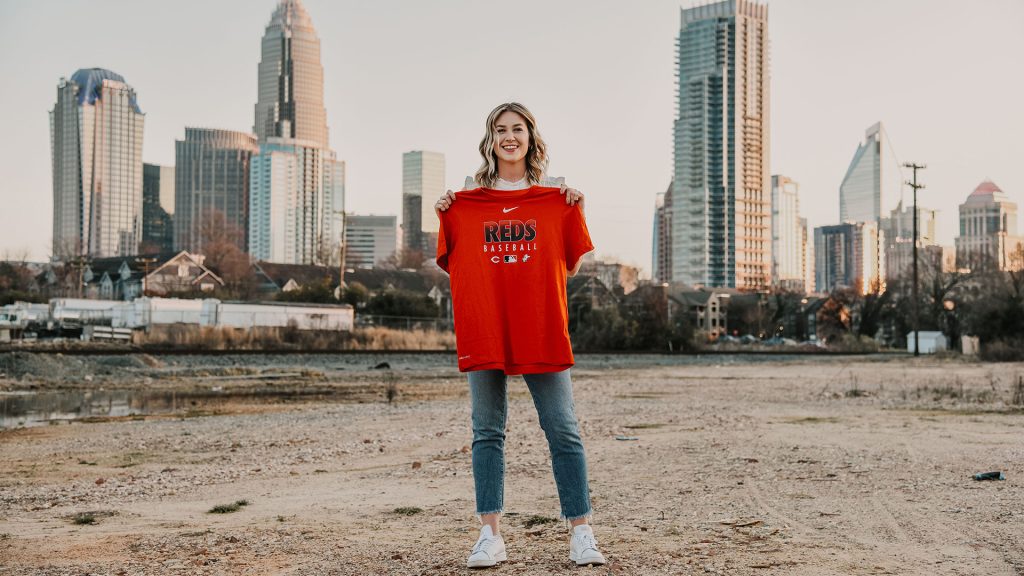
[575,531,599,552]
[472,535,498,555]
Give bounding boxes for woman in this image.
[434,102,605,568]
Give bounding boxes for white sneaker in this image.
[569,524,606,566]
[467,525,507,568]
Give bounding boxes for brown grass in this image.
[138,324,455,351]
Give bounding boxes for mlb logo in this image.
[503,255,517,263]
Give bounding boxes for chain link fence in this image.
[354,314,453,332]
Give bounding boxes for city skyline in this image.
[2,0,1022,276]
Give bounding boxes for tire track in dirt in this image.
[883,495,1021,574]
[743,480,823,541]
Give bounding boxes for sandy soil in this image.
[1,354,1022,575]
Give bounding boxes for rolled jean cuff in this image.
[560,510,592,523]
[476,509,503,522]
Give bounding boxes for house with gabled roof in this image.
[74,251,223,300]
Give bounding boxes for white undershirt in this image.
[464,175,565,191]
[495,176,528,190]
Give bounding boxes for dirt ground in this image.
[1,354,1022,575]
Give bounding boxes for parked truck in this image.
[0,302,50,340]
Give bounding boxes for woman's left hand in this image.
[559,183,585,210]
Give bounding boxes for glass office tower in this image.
[174,129,259,253]
[671,0,770,289]
[51,68,145,258]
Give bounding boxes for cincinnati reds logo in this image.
[483,219,537,243]
[482,219,539,258]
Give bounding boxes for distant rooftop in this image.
[69,68,141,113]
[965,179,1008,204]
[268,0,314,31]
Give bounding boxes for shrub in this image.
[980,339,1024,362]
[365,290,439,318]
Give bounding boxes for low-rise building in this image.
[345,215,397,269]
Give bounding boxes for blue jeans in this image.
[468,368,593,521]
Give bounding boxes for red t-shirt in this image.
[436,186,594,374]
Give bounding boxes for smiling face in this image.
[475,102,548,188]
[492,110,530,166]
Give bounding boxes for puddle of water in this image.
[0,388,348,429]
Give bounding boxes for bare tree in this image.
[380,248,426,271]
[198,209,254,298]
[46,239,88,297]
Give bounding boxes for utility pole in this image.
[69,255,89,299]
[335,210,348,296]
[135,256,157,298]
[904,162,926,357]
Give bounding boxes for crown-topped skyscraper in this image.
[254,0,329,148]
[249,0,344,266]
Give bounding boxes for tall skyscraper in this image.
[814,222,885,295]
[254,0,328,148]
[955,180,1023,271]
[670,0,770,289]
[249,0,345,265]
[345,215,397,269]
[652,182,673,284]
[839,122,903,225]
[51,68,145,259]
[142,163,175,254]
[771,175,804,291]
[174,129,258,254]
[402,150,445,253]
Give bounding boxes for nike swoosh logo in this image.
[502,207,519,214]
[459,355,471,360]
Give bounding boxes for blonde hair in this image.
[474,102,548,188]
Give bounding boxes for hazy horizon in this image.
[1,0,1021,276]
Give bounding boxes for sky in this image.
[1,0,1022,277]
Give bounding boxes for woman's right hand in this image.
[435,190,456,215]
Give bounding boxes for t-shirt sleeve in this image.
[563,204,594,271]
[436,211,452,273]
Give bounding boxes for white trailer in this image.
[111,297,204,328]
[49,298,122,327]
[200,300,353,331]
[907,331,948,354]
